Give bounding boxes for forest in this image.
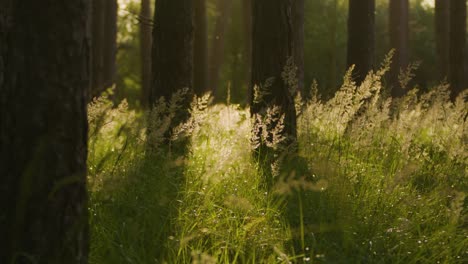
[0,0,467,263]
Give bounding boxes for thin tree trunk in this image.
[150,0,193,125]
[435,0,450,80]
[90,0,117,100]
[449,0,466,100]
[293,0,305,95]
[327,0,338,97]
[194,0,208,96]
[243,0,252,104]
[209,0,233,98]
[140,0,152,108]
[91,0,105,98]
[103,0,117,89]
[347,0,375,84]
[389,0,409,97]
[0,1,90,263]
[251,0,297,153]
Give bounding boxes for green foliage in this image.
[88,61,467,262]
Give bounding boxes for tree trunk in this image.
[251,0,297,153]
[91,0,105,97]
[347,0,375,84]
[103,0,117,89]
[90,0,117,99]
[243,0,252,103]
[389,0,409,97]
[209,0,233,98]
[140,0,152,108]
[194,0,208,96]
[0,1,90,263]
[293,0,305,95]
[449,0,466,100]
[327,0,338,97]
[435,0,450,81]
[150,0,193,124]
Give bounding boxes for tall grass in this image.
[88,66,467,263]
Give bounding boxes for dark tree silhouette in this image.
[209,0,233,98]
[251,0,298,153]
[435,0,450,80]
[91,0,117,99]
[389,0,409,97]
[140,0,152,108]
[347,0,375,84]
[293,0,305,95]
[243,0,252,102]
[449,0,466,100]
[150,0,193,126]
[194,0,208,96]
[0,1,90,263]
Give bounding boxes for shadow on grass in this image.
[89,148,187,264]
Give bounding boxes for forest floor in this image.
[87,72,467,263]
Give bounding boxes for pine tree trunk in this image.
[208,0,233,98]
[0,1,90,263]
[194,0,208,96]
[251,0,297,152]
[435,0,450,80]
[347,0,375,84]
[90,0,117,99]
[103,0,117,89]
[293,0,305,95]
[140,0,152,108]
[389,0,409,97]
[449,0,466,100]
[243,0,252,103]
[327,0,338,97]
[150,0,193,124]
[91,0,105,98]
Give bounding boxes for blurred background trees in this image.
[107,0,466,105]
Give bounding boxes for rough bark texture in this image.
[347,0,375,84]
[389,0,409,97]
[90,0,117,99]
[194,0,208,96]
[251,0,297,150]
[140,0,152,108]
[209,0,233,98]
[449,0,466,100]
[0,1,90,263]
[435,0,450,80]
[150,0,193,122]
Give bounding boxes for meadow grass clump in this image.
[88,66,466,263]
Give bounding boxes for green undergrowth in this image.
[88,70,467,263]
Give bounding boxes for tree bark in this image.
[435,0,450,81]
[150,0,193,124]
[293,0,305,95]
[449,0,466,100]
[209,0,233,98]
[140,0,152,108]
[91,0,105,97]
[327,0,338,97]
[251,0,297,152]
[389,0,409,97]
[0,1,90,263]
[347,0,375,84]
[243,0,252,103]
[103,0,117,89]
[90,0,117,99]
[194,0,208,96]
